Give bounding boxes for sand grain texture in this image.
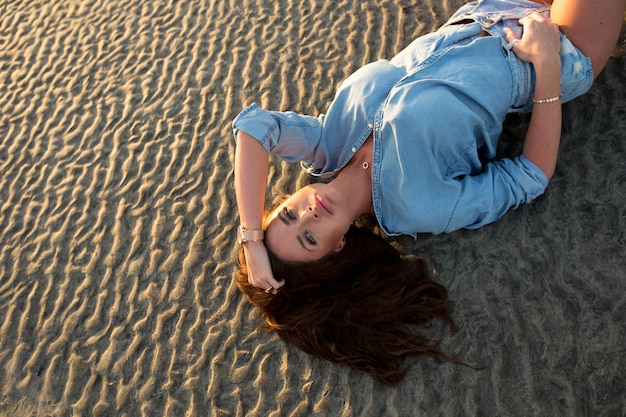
[0,0,625,416]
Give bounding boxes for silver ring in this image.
[264,286,273,294]
[508,39,520,49]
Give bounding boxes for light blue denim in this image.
[232,0,593,237]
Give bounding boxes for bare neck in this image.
[332,135,374,219]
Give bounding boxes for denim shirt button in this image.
[351,147,357,153]
[368,123,374,129]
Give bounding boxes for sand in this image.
[0,0,624,416]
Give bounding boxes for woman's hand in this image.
[243,241,285,294]
[504,12,561,67]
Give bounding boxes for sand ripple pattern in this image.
[0,0,625,416]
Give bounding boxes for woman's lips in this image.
[316,194,333,215]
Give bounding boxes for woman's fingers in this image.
[503,27,521,49]
[257,275,285,294]
[249,272,284,294]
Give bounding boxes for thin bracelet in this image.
[533,93,562,104]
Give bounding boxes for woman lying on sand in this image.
[232,0,625,384]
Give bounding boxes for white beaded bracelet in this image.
[533,94,562,104]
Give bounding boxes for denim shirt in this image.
[232,0,593,237]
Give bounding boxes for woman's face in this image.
[265,183,352,262]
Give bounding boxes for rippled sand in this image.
[0,1,624,416]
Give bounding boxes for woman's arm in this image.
[235,130,284,292]
[506,13,563,180]
[235,130,269,235]
[523,56,561,180]
[231,104,324,292]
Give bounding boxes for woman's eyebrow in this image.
[296,236,313,252]
[277,211,290,225]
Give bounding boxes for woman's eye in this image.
[305,232,316,245]
[284,207,296,220]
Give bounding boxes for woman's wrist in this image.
[533,93,562,104]
[532,57,561,101]
[237,226,264,245]
[532,56,561,79]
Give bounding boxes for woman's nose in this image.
[303,206,319,220]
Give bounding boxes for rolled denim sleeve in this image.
[444,154,549,232]
[232,103,323,163]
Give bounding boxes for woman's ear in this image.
[333,236,346,252]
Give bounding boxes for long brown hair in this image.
[235,225,464,385]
